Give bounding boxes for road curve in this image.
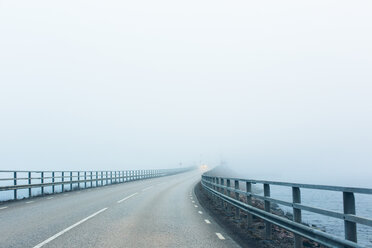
[0,170,241,248]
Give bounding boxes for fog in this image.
[0,1,371,187]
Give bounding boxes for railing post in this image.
[70,171,73,191]
[226,179,232,215]
[115,171,117,183]
[235,180,240,221]
[246,182,253,228]
[83,171,86,188]
[106,171,108,185]
[343,192,357,243]
[41,172,44,195]
[110,171,113,184]
[52,172,55,194]
[14,171,17,200]
[264,183,271,239]
[101,171,104,186]
[77,172,80,189]
[62,172,65,192]
[292,187,302,248]
[28,172,32,198]
[96,171,98,186]
[90,171,93,187]
[220,178,225,209]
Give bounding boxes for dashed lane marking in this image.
[47,197,54,200]
[26,201,34,204]
[0,206,8,210]
[205,219,211,224]
[216,233,225,240]
[194,205,198,208]
[198,211,203,214]
[117,193,138,203]
[142,186,153,192]
[33,208,108,248]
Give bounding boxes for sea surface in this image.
[267,185,372,247]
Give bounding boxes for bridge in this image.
[0,168,371,248]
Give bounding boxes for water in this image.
[268,185,372,247]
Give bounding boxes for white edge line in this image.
[117,193,138,203]
[0,206,8,210]
[33,208,108,248]
[216,233,225,240]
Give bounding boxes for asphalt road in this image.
[0,170,241,248]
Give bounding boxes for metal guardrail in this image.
[201,174,372,248]
[0,167,192,201]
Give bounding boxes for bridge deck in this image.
[0,171,240,248]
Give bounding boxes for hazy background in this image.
[0,0,371,187]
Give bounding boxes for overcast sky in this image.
[0,0,371,186]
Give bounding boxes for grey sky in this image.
[0,0,371,186]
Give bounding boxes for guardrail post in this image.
[70,171,73,191]
[90,171,93,187]
[14,172,17,200]
[235,180,240,221]
[246,182,253,228]
[28,172,32,197]
[343,192,357,243]
[226,179,232,216]
[52,172,55,193]
[77,172,80,189]
[220,178,224,209]
[215,178,221,208]
[110,171,113,184]
[101,171,103,185]
[264,183,271,239]
[106,171,108,185]
[62,172,65,192]
[292,187,302,248]
[96,171,98,186]
[84,172,87,188]
[41,172,44,195]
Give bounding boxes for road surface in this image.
[0,170,241,248]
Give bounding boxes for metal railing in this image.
[0,167,191,201]
[201,174,372,248]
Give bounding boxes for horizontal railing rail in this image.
[201,174,372,248]
[0,167,192,201]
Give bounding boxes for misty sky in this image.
[0,1,371,186]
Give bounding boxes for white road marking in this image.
[26,201,34,204]
[0,206,8,210]
[47,197,54,200]
[216,233,225,240]
[205,219,211,224]
[198,211,203,214]
[192,201,195,203]
[117,193,138,203]
[142,186,153,191]
[64,194,69,196]
[33,208,108,248]
[194,205,198,208]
